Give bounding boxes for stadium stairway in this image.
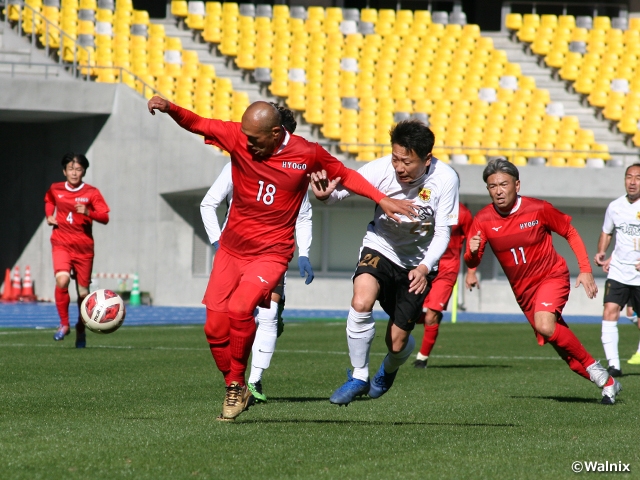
[487,31,639,164]
[0,19,73,80]
[152,17,328,153]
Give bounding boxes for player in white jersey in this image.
[594,163,640,373]
[310,120,459,405]
[200,105,315,402]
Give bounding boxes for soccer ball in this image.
[80,289,126,334]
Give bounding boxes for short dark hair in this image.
[625,163,640,175]
[482,157,519,183]
[389,120,435,160]
[269,102,297,133]
[61,152,89,170]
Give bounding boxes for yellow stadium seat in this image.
[171,1,188,19]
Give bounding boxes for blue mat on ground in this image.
[0,303,605,328]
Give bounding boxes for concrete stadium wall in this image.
[1,77,631,315]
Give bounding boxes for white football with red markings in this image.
[80,289,126,334]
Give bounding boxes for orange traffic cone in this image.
[20,266,36,302]
[11,266,21,299]
[1,268,13,301]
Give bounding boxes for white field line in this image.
[0,342,569,361]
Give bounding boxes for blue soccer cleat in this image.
[53,325,70,341]
[75,332,86,349]
[368,357,398,399]
[330,369,370,406]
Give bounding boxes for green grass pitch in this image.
[1,321,639,479]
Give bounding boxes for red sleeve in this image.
[44,187,55,216]
[565,225,592,273]
[167,102,238,151]
[314,145,385,204]
[88,189,110,225]
[542,201,572,237]
[464,216,486,269]
[460,205,474,240]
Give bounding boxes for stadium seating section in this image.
[507,12,640,152]
[3,0,624,165]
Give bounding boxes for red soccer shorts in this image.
[423,270,458,312]
[521,276,570,346]
[203,248,289,312]
[52,246,94,287]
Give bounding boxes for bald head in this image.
[241,101,284,157]
[242,101,281,132]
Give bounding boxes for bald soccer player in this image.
[148,97,418,420]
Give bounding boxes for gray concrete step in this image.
[486,32,639,160]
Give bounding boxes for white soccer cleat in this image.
[601,378,622,405]
[586,361,609,388]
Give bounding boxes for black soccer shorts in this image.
[353,247,437,331]
[603,278,640,312]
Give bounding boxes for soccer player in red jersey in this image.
[147,96,417,420]
[413,203,478,369]
[464,158,621,404]
[45,153,110,348]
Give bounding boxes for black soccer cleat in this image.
[412,359,428,369]
[607,366,622,378]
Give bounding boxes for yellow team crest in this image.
[419,188,431,202]
[636,211,640,220]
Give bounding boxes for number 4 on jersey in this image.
[66,212,73,224]
[256,180,276,205]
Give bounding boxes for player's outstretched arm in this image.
[594,232,612,266]
[561,224,598,298]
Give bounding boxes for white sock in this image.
[601,320,620,370]
[383,335,416,373]
[416,352,428,361]
[248,301,278,384]
[346,307,375,382]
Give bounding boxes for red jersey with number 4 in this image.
[168,103,385,260]
[464,196,576,307]
[44,182,110,254]
[438,204,473,275]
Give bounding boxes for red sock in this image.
[548,323,594,381]
[419,324,440,357]
[54,286,70,328]
[226,281,267,385]
[204,309,231,383]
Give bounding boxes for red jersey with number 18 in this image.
[168,104,385,260]
[44,182,110,254]
[464,196,585,308]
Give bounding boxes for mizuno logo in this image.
[541,302,552,307]
[257,276,269,284]
[492,226,502,231]
[58,194,64,198]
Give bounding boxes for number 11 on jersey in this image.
[256,180,276,205]
[510,247,526,265]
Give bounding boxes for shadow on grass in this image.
[269,396,334,403]
[239,419,519,427]
[429,364,513,370]
[510,395,597,404]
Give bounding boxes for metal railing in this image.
[1,1,161,97]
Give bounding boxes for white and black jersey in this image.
[603,195,640,286]
[200,162,313,257]
[324,156,459,271]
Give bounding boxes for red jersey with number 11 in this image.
[44,182,110,254]
[168,103,385,260]
[464,196,590,307]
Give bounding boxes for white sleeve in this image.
[420,173,459,271]
[602,204,615,234]
[295,192,313,257]
[200,163,233,244]
[323,158,384,205]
